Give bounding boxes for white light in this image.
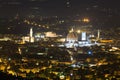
[81,32,86,41]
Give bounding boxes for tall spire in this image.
[30,27,33,37]
[29,27,34,42]
[97,29,100,40]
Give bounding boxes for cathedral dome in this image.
[66,32,78,42]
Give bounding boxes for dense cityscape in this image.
[0,0,120,80]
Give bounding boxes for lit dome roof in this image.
[66,32,78,42]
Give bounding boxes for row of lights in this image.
[24,20,49,29]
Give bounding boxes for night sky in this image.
[0,0,120,34]
[0,0,120,17]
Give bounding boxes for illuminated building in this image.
[0,37,11,41]
[34,33,45,41]
[29,28,34,42]
[81,32,87,41]
[22,28,34,43]
[22,36,30,42]
[45,32,58,37]
[65,28,100,48]
[97,29,100,41]
[66,28,78,42]
[65,28,78,48]
[88,35,96,43]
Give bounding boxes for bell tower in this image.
[29,28,34,42]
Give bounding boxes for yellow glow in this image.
[0,59,2,62]
[77,30,81,33]
[69,30,72,33]
[100,40,113,43]
[83,18,90,22]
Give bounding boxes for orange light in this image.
[83,18,90,22]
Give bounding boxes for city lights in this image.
[0,0,120,80]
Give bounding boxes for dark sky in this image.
[0,0,120,17]
[0,0,120,34]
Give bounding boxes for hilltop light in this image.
[83,18,90,23]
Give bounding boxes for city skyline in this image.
[0,0,120,79]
